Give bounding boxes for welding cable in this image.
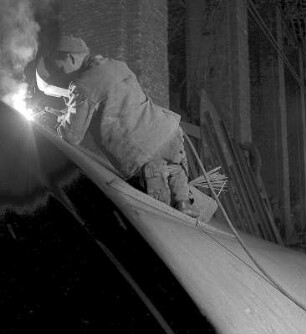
[29,100,306,313]
[247,0,305,89]
[183,131,306,313]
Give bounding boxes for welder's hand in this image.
[57,112,70,124]
[67,82,86,107]
[57,82,86,126]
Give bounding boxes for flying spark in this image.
[3,84,34,121]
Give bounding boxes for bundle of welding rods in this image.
[189,166,227,196]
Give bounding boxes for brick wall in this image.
[58,0,169,107]
[136,0,169,108]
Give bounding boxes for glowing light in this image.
[3,84,34,121]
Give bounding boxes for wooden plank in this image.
[180,121,201,178]
[220,121,276,242]
[181,121,201,139]
[181,120,240,228]
[276,8,292,237]
[200,89,284,242]
[182,101,262,236]
[221,121,282,243]
[184,138,199,179]
[201,93,263,238]
[233,139,284,245]
[199,121,215,171]
[203,112,260,236]
[200,91,234,166]
[200,106,250,233]
[200,108,245,231]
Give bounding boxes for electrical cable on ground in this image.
[35,106,306,314]
[183,131,306,313]
[19,102,306,314]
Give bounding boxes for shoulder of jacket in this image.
[89,55,127,68]
[78,56,132,87]
[87,55,105,67]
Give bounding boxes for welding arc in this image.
[183,132,306,313]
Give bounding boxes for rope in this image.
[183,131,306,313]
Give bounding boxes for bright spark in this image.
[3,84,34,121]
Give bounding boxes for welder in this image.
[35,34,199,218]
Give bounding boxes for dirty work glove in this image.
[57,82,85,126]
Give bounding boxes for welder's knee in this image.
[142,160,171,205]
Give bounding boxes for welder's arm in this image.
[57,83,97,145]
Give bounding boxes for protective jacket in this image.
[58,55,181,178]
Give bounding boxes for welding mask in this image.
[36,57,69,98]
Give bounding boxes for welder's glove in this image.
[57,82,85,126]
[56,81,93,144]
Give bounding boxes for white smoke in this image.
[0,0,55,108]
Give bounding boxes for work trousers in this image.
[143,127,189,205]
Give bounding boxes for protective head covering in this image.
[36,57,69,98]
[35,35,89,97]
[55,34,89,54]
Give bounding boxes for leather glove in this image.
[57,82,84,125]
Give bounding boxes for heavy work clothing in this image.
[57,55,190,202]
[58,55,180,178]
[143,127,189,204]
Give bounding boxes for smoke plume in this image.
[0,0,56,102]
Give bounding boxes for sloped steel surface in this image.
[1,102,306,333]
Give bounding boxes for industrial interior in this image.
[37,0,306,249]
[1,0,306,333]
